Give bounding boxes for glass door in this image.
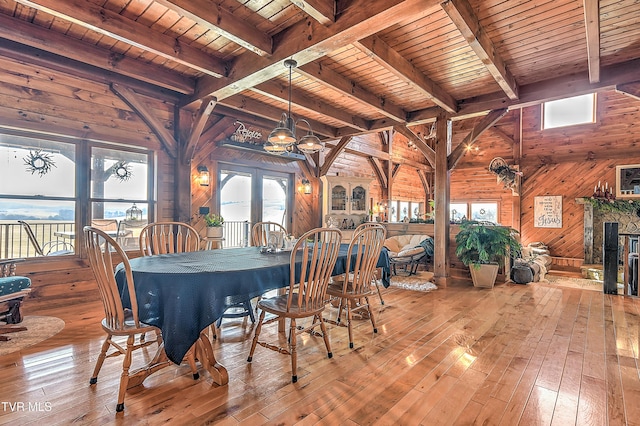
[219,165,292,247]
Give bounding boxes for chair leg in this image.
[374,279,385,305]
[365,296,378,333]
[346,300,354,349]
[210,324,217,340]
[289,318,298,383]
[247,310,266,362]
[318,312,333,359]
[116,334,135,412]
[89,334,111,385]
[245,301,256,323]
[185,346,199,380]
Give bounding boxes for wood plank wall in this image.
[2,52,640,310]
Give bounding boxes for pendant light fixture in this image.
[264,59,324,155]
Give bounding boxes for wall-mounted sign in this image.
[534,195,562,228]
[231,121,263,143]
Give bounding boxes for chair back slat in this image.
[139,222,201,256]
[84,226,139,330]
[287,228,342,312]
[251,221,287,247]
[344,225,386,293]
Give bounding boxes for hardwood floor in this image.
[1,278,640,425]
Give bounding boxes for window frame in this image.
[0,130,155,259]
[542,93,597,130]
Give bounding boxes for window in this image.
[542,93,595,129]
[0,132,154,259]
[451,202,499,223]
[388,200,425,222]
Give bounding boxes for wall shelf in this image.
[218,139,305,161]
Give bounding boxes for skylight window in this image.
[542,93,596,129]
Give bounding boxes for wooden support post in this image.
[603,222,618,295]
[433,113,452,287]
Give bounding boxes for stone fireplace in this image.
[578,198,640,264]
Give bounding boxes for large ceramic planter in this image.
[206,226,223,238]
[469,263,499,288]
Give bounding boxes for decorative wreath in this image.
[489,157,522,190]
[112,161,132,182]
[23,149,56,177]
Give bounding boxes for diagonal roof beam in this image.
[320,136,352,176]
[393,124,436,167]
[186,0,442,106]
[289,0,336,24]
[354,36,458,114]
[615,83,640,101]
[583,0,601,83]
[154,0,272,57]
[441,0,519,100]
[297,61,407,122]
[448,108,508,170]
[14,0,227,78]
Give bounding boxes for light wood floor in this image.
[2,278,640,425]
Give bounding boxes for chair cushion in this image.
[0,276,31,297]
[384,234,430,259]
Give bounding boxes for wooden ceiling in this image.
[1,0,639,142]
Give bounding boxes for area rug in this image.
[0,316,65,356]
[388,271,437,292]
[542,275,604,292]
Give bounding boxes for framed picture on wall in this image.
[534,196,562,228]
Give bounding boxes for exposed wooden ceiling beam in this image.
[447,108,508,170]
[354,36,458,114]
[219,95,337,138]
[186,0,441,105]
[154,0,272,57]
[251,81,369,131]
[14,0,227,78]
[183,96,217,163]
[0,16,193,96]
[297,61,407,122]
[320,136,352,176]
[583,0,601,84]
[393,124,436,168]
[368,157,388,188]
[615,83,640,101]
[410,58,640,121]
[289,0,335,24]
[110,83,177,158]
[441,0,518,100]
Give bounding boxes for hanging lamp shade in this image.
[263,143,288,154]
[296,119,324,153]
[267,113,296,145]
[297,133,324,153]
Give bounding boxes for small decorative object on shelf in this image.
[592,180,615,201]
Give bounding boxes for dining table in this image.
[114,244,390,386]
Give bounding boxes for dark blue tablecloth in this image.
[115,245,389,364]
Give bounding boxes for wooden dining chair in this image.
[324,225,386,349]
[139,221,201,256]
[352,222,387,305]
[251,221,287,247]
[84,226,199,412]
[248,228,342,383]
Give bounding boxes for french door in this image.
[219,164,292,246]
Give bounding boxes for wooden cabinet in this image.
[321,176,372,238]
[322,176,371,215]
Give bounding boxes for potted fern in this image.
[455,220,521,288]
[204,213,224,238]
